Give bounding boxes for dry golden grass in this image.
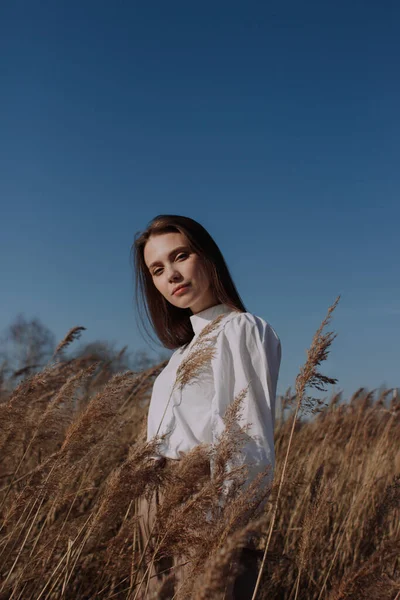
[0,298,399,599]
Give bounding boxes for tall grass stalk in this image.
[251,296,340,600]
[1,296,398,599]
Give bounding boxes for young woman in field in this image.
[132,214,281,598]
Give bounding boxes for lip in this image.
[172,283,191,295]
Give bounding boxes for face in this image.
[143,232,218,314]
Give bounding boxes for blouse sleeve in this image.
[210,313,281,502]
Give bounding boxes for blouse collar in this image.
[189,303,236,336]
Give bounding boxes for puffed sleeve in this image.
[210,313,281,502]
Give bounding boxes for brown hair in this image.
[131,214,247,350]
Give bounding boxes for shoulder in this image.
[221,311,280,346]
[216,312,282,374]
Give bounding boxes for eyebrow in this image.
[148,245,190,270]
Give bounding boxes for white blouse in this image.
[147,303,282,492]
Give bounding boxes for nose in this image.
[167,266,183,281]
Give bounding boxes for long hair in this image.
[131,215,247,349]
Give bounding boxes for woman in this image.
[131,214,281,598]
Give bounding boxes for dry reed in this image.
[0,299,398,599]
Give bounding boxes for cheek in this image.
[193,260,208,281]
[152,277,163,292]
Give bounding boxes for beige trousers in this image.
[133,459,259,600]
[134,463,189,598]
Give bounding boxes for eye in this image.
[152,253,188,276]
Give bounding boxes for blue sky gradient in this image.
[1,1,399,399]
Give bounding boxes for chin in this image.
[177,300,192,309]
[169,296,191,309]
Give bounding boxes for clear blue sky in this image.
[1,1,399,400]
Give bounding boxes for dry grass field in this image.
[0,299,399,599]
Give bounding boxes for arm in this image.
[210,313,281,505]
